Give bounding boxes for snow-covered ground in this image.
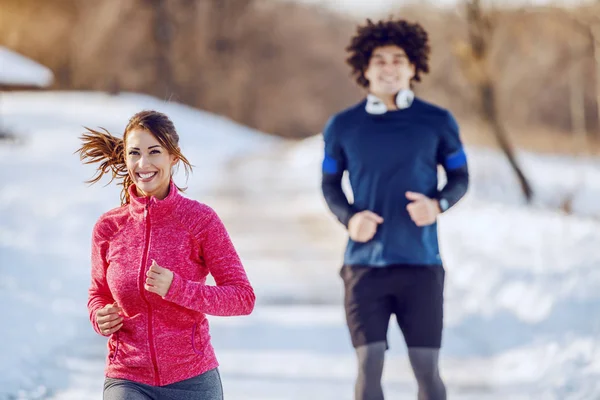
[0,46,53,87]
[1,91,600,399]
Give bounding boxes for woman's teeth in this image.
[138,172,157,179]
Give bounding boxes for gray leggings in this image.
[103,368,223,400]
[355,342,446,400]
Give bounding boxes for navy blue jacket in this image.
[321,97,469,267]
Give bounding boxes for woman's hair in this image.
[76,110,192,205]
[346,18,431,88]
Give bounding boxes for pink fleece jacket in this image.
[88,181,255,386]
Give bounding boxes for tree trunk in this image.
[591,23,600,138]
[569,45,587,150]
[466,0,533,201]
[149,0,173,97]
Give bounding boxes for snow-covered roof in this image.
[0,46,53,87]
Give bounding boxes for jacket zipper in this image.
[140,201,160,386]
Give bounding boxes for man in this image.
[321,19,469,400]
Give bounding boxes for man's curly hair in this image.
[346,19,431,88]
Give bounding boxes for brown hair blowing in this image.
[76,110,193,205]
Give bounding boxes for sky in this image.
[284,0,595,17]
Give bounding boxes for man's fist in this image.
[405,191,441,227]
[348,210,384,243]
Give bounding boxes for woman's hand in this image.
[145,259,174,297]
[96,303,123,336]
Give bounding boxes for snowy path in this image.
[2,92,600,399]
[46,305,539,400]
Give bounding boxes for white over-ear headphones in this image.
[365,89,415,115]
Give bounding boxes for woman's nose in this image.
[138,155,151,168]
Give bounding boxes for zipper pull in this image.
[144,203,149,218]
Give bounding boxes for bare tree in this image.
[456,0,533,201]
[560,5,600,140]
[148,0,174,98]
[568,44,587,148]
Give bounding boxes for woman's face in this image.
[125,128,177,200]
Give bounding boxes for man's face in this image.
[364,45,415,96]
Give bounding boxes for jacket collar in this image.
[128,180,181,220]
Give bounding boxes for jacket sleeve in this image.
[321,116,356,227]
[436,111,469,210]
[87,219,116,336]
[163,206,255,316]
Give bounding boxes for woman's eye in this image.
[128,151,139,156]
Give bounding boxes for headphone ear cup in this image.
[396,89,415,109]
[366,94,388,115]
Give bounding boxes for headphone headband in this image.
[365,90,415,115]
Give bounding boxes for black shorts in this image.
[340,264,445,349]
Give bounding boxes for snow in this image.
[0,47,54,87]
[1,91,600,399]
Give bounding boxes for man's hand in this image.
[405,191,441,227]
[145,260,174,297]
[348,210,384,242]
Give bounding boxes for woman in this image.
[77,110,255,399]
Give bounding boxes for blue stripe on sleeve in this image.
[444,148,467,170]
[322,154,339,174]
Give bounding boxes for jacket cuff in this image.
[164,271,185,304]
[91,311,103,335]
